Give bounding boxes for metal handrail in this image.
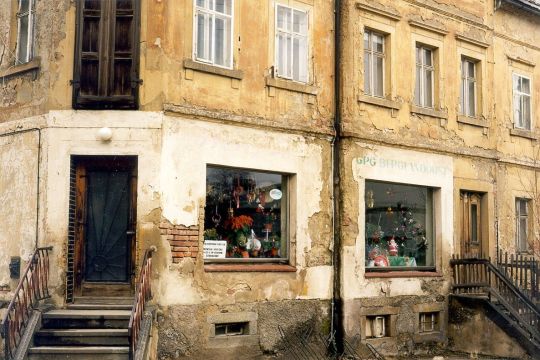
[1,246,53,360]
[128,246,156,360]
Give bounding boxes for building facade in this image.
[0,0,539,358]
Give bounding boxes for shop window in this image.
[275,4,309,83]
[215,322,248,336]
[516,198,530,252]
[364,29,385,98]
[419,312,439,333]
[414,44,435,108]
[513,73,532,130]
[204,166,288,261]
[366,315,389,338]
[365,181,435,271]
[193,0,233,69]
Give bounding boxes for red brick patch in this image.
[160,222,200,261]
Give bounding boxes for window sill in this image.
[365,271,442,278]
[265,76,318,96]
[510,128,538,140]
[0,57,41,79]
[204,263,296,272]
[457,115,488,128]
[410,106,448,120]
[183,59,243,80]
[358,94,401,110]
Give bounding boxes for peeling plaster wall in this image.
[0,130,39,297]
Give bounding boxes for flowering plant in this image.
[224,215,254,249]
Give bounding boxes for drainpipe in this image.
[330,0,344,354]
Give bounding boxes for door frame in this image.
[459,190,488,258]
[72,155,138,297]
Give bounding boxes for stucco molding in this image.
[507,55,536,67]
[410,105,449,120]
[457,115,489,128]
[408,20,448,36]
[357,94,402,111]
[355,2,401,21]
[510,128,539,141]
[0,57,41,79]
[265,76,318,95]
[401,0,488,30]
[183,59,244,80]
[455,33,490,49]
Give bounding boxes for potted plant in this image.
[224,215,253,258]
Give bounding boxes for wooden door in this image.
[460,192,483,258]
[74,156,137,297]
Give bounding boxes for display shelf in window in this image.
[204,166,289,261]
[365,181,435,271]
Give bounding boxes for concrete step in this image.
[34,328,129,346]
[27,346,129,360]
[42,310,131,329]
[73,296,133,305]
[67,303,133,311]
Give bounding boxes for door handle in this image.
[126,230,135,235]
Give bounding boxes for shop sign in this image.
[356,155,450,176]
[203,240,227,259]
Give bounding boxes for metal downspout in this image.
[331,0,344,354]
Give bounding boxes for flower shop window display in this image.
[365,181,435,271]
[203,166,288,261]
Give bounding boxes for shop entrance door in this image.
[74,156,137,297]
[460,191,483,258]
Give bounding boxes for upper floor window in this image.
[516,198,530,252]
[16,0,36,64]
[275,4,308,83]
[460,58,477,117]
[414,45,434,108]
[72,0,141,110]
[193,0,233,69]
[364,30,385,98]
[513,74,532,130]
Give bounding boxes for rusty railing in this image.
[1,246,53,360]
[450,255,540,346]
[128,246,156,360]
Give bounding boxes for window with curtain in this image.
[364,30,385,98]
[460,58,477,117]
[16,0,36,64]
[414,45,434,108]
[513,74,532,130]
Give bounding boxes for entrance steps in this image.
[27,301,133,360]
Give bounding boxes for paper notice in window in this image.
[203,240,227,259]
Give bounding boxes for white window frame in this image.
[516,198,530,252]
[419,312,439,333]
[513,73,532,130]
[275,3,309,83]
[193,0,234,69]
[364,29,385,98]
[415,45,435,108]
[460,58,477,117]
[16,0,36,64]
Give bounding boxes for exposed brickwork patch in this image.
[0,284,10,292]
[160,222,200,263]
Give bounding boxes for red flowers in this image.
[228,215,253,231]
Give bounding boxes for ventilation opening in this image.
[215,322,249,337]
[366,315,390,338]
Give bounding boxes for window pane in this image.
[298,36,308,82]
[373,33,384,53]
[471,204,478,243]
[514,94,522,127]
[520,200,528,215]
[467,61,475,78]
[520,218,528,250]
[523,96,531,129]
[196,12,209,61]
[415,46,420,64]
[423,48,432,67]
[19,0,30,13]
[293,37,300,80]
[468,80,476,116]
[214,16,231,66]
[513,75,520,92]
[374,55,384,97]
[277,6,290,31]
[522,77,531,94]
[424,69,433,107]
[293,10,307,35]
[84,0,100,10]
[196,0,206,8]
[17,14,29,63]
[364,31,369,50]
[285,35,292,78]
[215,0,232,15]
[204,167,287,260]
[460,77,465,114]
[365,181,434,269]
[415,66,421,106]
[364,52,371,95]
